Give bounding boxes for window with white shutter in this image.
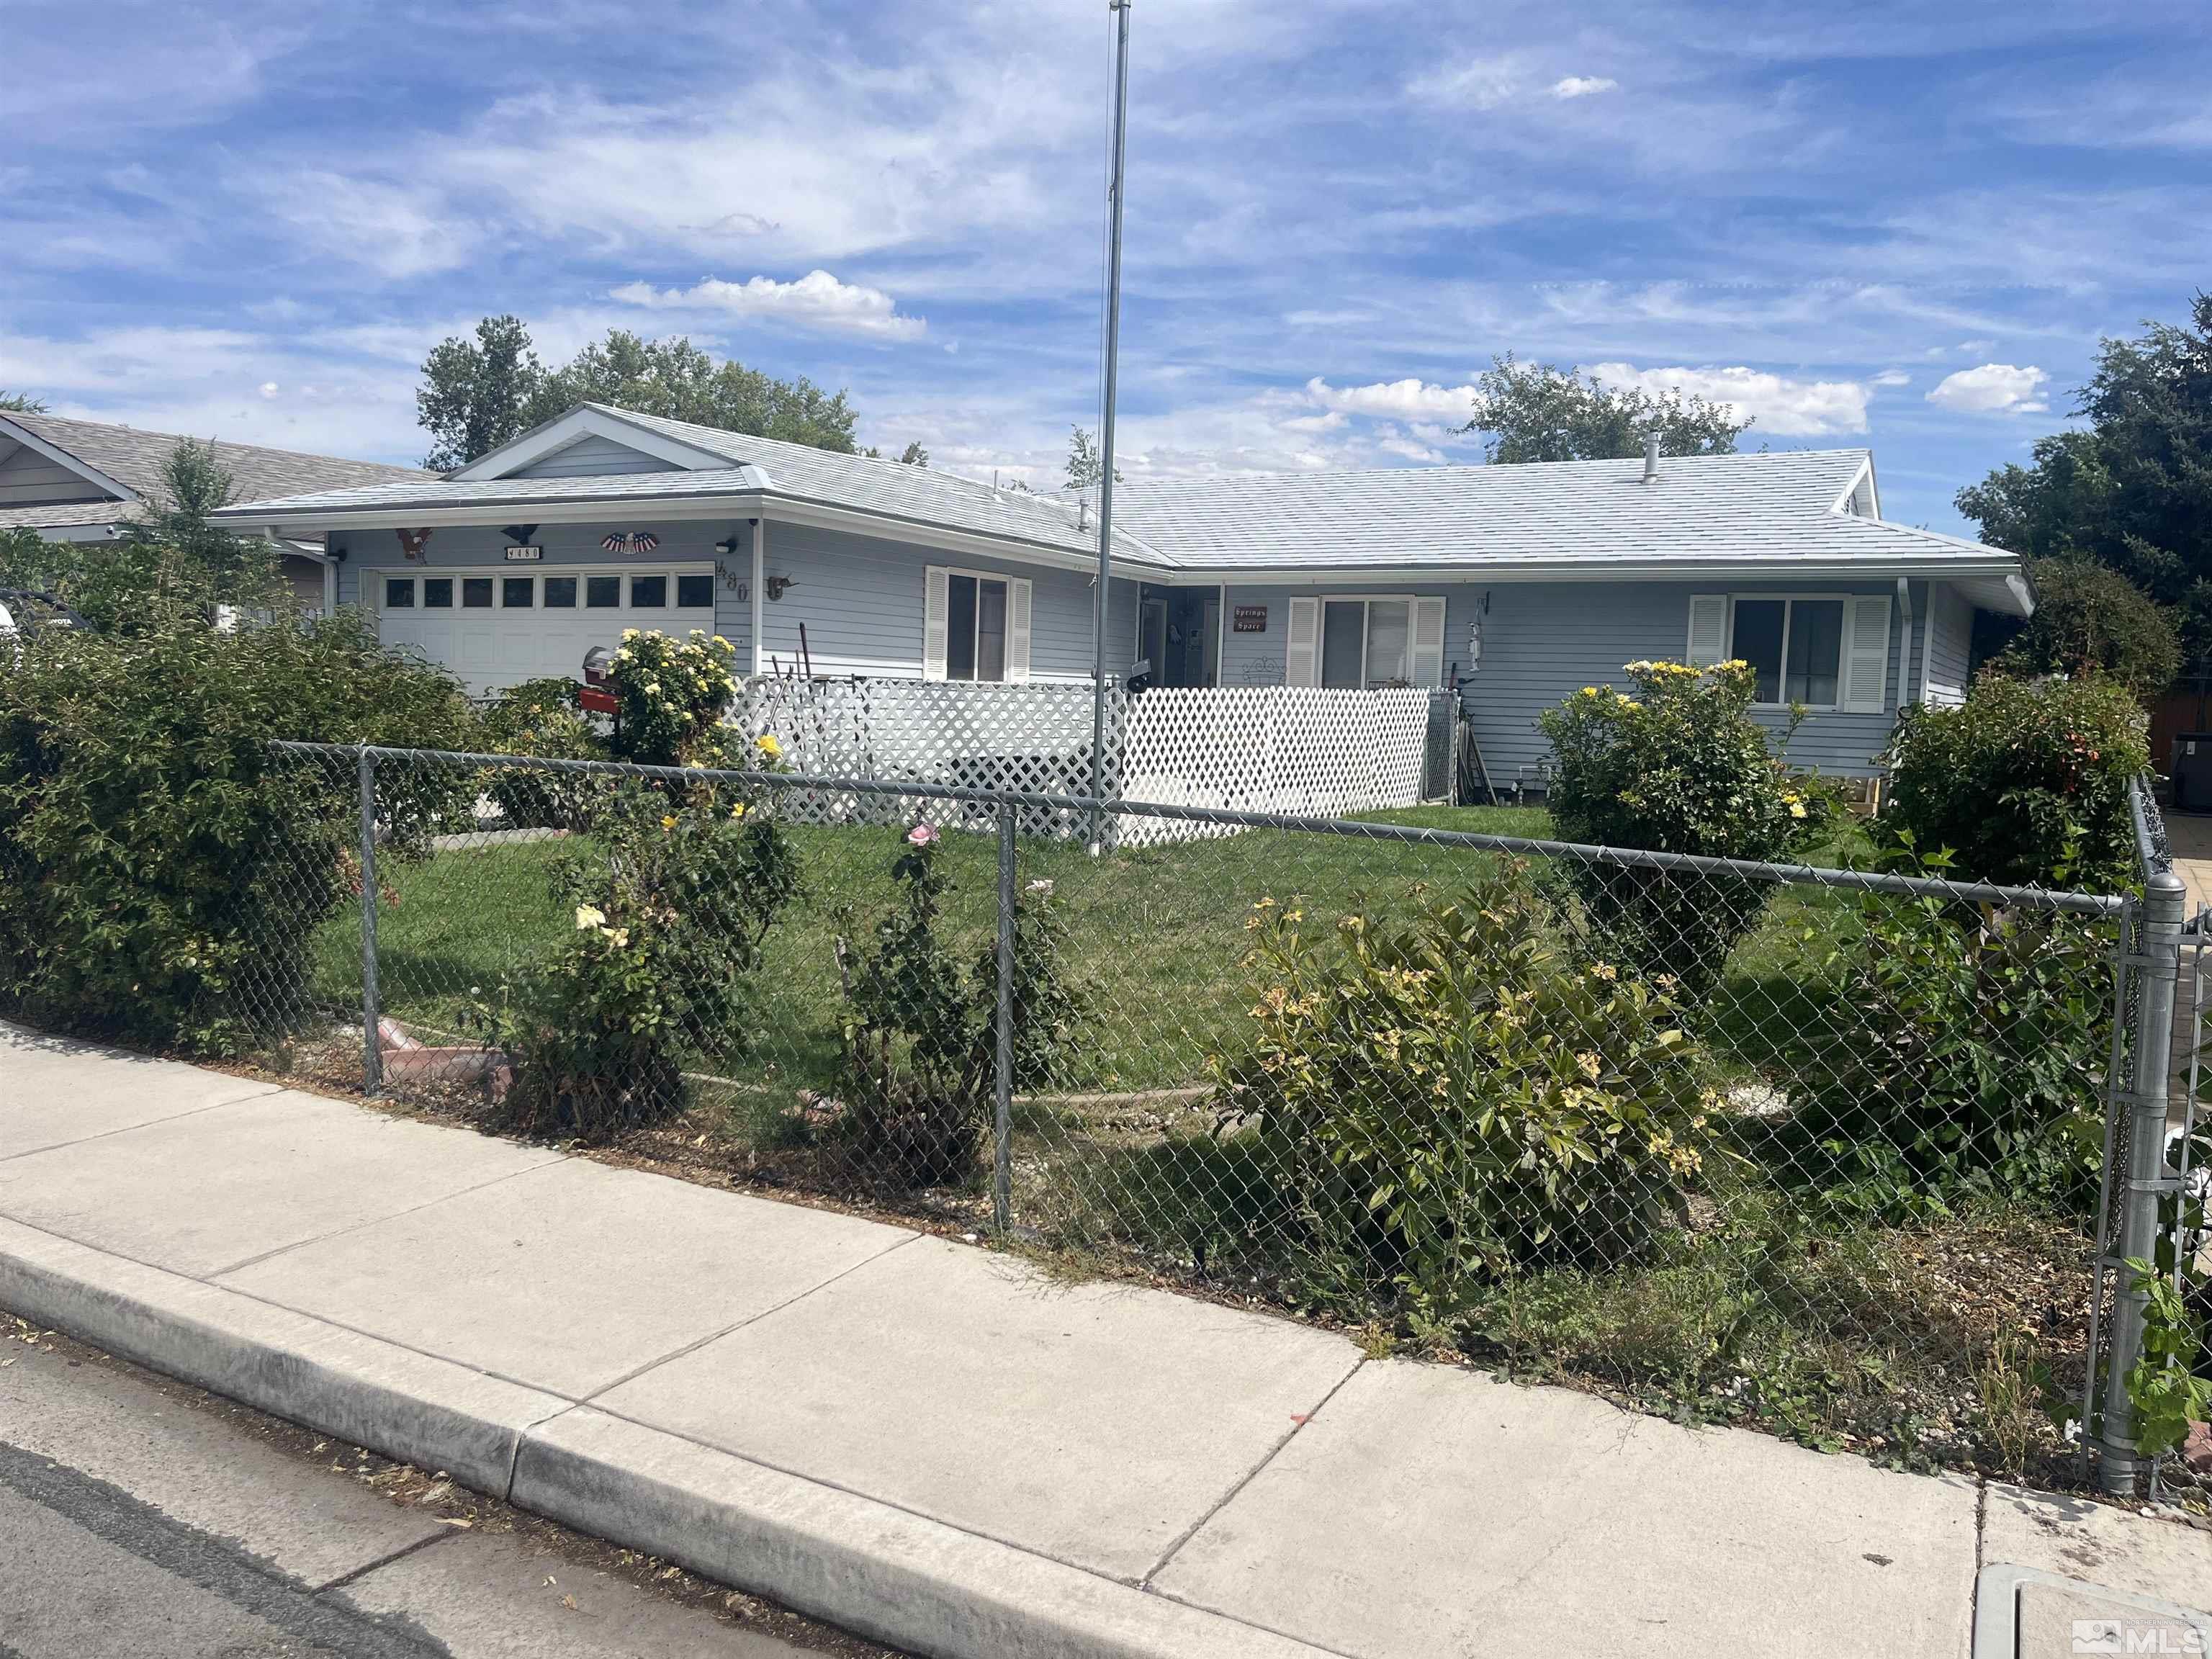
[1685,595,1728,666]
[1411,596,1447,687]
[924,564,1024,682]
[1285,597,1321,686]
[1840,594,1892,713]
[1007,577,1032,683]
[922,567,950,681]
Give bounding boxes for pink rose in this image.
[907,823,938,847]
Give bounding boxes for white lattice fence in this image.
[1113,686,1435,848]
[736,678,1437,845]
[737,678,1120,838]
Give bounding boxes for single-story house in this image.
[210,401,2031,786]
[0,411,426,613]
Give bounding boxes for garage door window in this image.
[544,577,576,608]
[587,576,621,608]
[631,575,666,608]
[384,577,415,608]
[423,578,452,608]
[502,577,534,608]
[677,573,714,609]
[462,579,493,608]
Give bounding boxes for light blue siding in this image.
[329,517,1915,775]
[1922,582,1974,709]
[756,518,1140,684]
[1215,578,1907,782]
[509,435,684,479]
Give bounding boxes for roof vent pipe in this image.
[1642,431,1661,483]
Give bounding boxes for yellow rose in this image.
[755,734,783,759]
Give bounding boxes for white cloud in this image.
[1583,361,1873,436]
[258,382,279,397]
[1871,369,1912,387]
[609,271,927,340]
[1925,363,2049,414]
[1550,76,1618,99]
[251,172,470,280]
[1407,55,1526,110]
[1303,376,1476,420]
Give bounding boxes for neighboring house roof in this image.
[0,411,424,536]
[210,402,2028,611]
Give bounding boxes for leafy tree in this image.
[1065,426,1120,490]
[1956,293,2212,657]
[523,331,858,454]
[418,318,865,470]
[897,440,930,467]
[0,391,47,413]
[416,315,545,472]
[1464,354,1752,463]
[120,439,282,611]
[1996,557,2180,698]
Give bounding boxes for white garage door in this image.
[369,565,719,695]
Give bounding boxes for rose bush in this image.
[472,758,801,1140]
[606,628,737,766]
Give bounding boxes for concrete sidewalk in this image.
[2,1020,2206,1658]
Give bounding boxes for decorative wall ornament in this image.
[601,531,660,554]
[395,527,433,562]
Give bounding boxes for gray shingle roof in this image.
[211,404,2019,585]
[1,412,425,533]
[1090,449,1886,569]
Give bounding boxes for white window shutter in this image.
[1684,595,1728,666]
[1006,578,1032,683]
[922,566,950,682]
[1285,597,1321,686]
[1411,596,1447,687]
[1841,594,1892,713]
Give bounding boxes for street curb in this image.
[514,1407,1334,1659]
[0,1220,1336,1659]
[0,1218,565,1496]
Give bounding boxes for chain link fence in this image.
[222,739,2204,1488]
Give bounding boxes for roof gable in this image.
[0,413,424,517]
[449,406,737,480]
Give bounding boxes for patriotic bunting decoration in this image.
[600,531,661,553]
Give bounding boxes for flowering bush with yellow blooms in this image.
[1213,861,1714,1298]
[1538,658,1840,995]
[607,629,737,766]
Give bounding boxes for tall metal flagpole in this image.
[1087,0,1133,846]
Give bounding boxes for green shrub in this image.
[0,609,477,1051]
[1776,854,2111,1215]
[1215,863,1714,1299]
[831,823,1082,1187]
[476,779,800,1139]
[607,628,737,766]
[1539,660,1838,993]
[1881,672,2146,889]
[477,676,609,827]
[1998,558,2180,700]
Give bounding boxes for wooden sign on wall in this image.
[1232,604,1269,633]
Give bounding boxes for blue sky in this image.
[4,0,2208,532]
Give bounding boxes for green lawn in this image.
[314,799,1874,1105]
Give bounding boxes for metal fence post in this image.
[357,744,383,1098]
[2095,864,2186,1493]
[992,797,1017,1232]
